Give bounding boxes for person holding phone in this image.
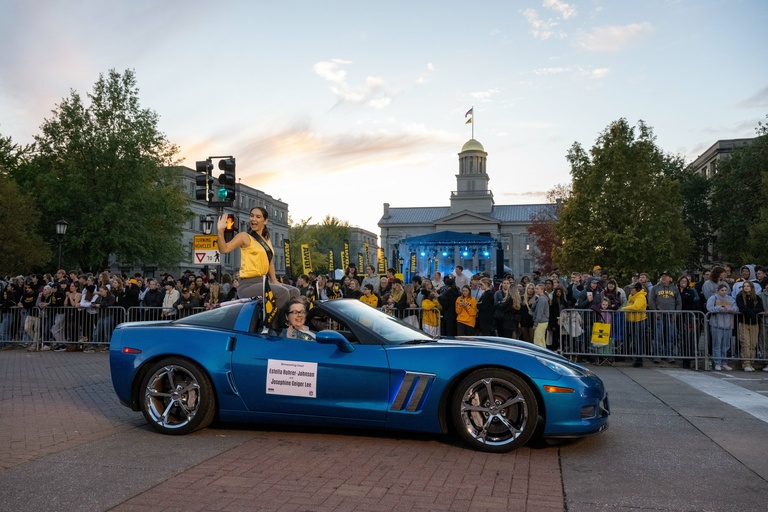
[217,207,298,308]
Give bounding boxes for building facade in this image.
[690,138,756,178]
[378,138,551,280]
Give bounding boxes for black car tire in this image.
[450,368,539,453]
[140,358,216,435]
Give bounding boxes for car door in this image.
[230,333,390,423]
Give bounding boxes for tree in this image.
[553,119,691,282]
[287,215,352,277]
[672,166,714,269]
[709,116,768,263]
[527,184,571,272]
[11,69,190,272]
[0,134,52,273]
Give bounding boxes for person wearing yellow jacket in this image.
[455,285,477,336]
[622,282,648,367]
[421,291,442,337]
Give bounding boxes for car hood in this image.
[433,335,579,365]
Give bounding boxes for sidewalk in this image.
[0,350,565,512]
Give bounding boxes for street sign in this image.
[193,235,220,265]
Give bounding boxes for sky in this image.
[2,0,767,237]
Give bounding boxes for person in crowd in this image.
[420,291,441,337]
[519,283,536,343]
[532,284,549,348]
[111,276,126,309]
[280,298,315,340]
[469,274,483,302]
[453,265,470,290]
[494,278,512,336]
[438,277,460,337]
[360,284,379,308]
[567,272,586,308]
[702,266,729,301]
[345,279,362,300]
[758,284,768,371]
[122,278,141,310]
[296,274,310,296]
[455,285,477,336]
[174,287,200,318]
[649,271,682,364]
[204,281,223,310]
[50,280,68,350]
[220,273,233,298]
[732,265,763,298]
[405,276,422,310]
[361,265,379,293]
[694,269,711,307]
[623,282,648,368]
[20,281,40,350]
[224,277,239,301]
[431,271,444,293]
[161,280,180,318]
[384,280,408,318]
[36,285,54,350]
[707,284,738,371]
[416,278,434,308]
[677,275,701,368]
[64,281,82,344]
[194,276,210,304]
[216,207,298,308]
[475,277,495,336]
[88,285,116,352]
[548,286,568,351]
[736,281,763,372]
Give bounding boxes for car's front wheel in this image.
[140,358,215,435]
[451,369,539,453]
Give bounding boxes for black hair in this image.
[250,206,270,239]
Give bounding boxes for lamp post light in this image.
[55,219,68,269]
[200,215,214,235]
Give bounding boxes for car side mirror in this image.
[316,330,355,353]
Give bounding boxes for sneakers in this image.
[26,344,38,352]
[41,345,51,351]
[714,365,722,371]
[744,366,755,372]
[721,364,732,371]
[83,347,95,353]
[54,345,67,352]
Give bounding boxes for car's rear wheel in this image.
[140,358,215,435]
[451,368,539,453]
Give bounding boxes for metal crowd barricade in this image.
[125,306,207,322]
[559,308,707,370]
[702,311,768,370]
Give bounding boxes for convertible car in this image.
[110,298,609,453]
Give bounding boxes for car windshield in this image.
[173,302,246,331]
[326,299,434,346]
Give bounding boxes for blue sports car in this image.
[110,298,608,453]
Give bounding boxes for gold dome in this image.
[461,139,485,152]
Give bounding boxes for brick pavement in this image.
[0,350,143,471]
[0,349,566,512]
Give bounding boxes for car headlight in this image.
[536,356,589,377]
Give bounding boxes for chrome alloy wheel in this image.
[452,369,538,452]
[144,364,201,430]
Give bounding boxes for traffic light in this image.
[216,158,236,204]
[195,160,214,202]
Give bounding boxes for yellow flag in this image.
[465,118,472,124]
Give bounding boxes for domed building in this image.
[378,138,553,279]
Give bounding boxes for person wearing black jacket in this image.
[476,277,496,336]
[438,277,460,336]
[736,281,763,372]
[88,285,116,352]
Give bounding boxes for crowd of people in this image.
[0,268,236,352]
[3,255,767,372]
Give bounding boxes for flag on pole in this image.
[465,117,472,124]
[465,107,473,117]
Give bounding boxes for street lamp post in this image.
[55,219,68,269]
